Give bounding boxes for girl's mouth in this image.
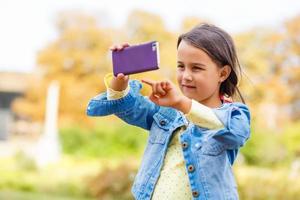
[182,85,196,89]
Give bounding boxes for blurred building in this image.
[0,72,31,140]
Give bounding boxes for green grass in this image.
[0,155,101,199]
[0,190,95,200]
[59,121,148,158]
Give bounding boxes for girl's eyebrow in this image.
[192,63,206,67]
[177,61,206,67]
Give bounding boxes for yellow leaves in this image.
[12,79,47,122]
[266,32,284,45]
[180,16,209,33]
[56,11,98,33]
[14,10,300,127]
[285,15,300,36]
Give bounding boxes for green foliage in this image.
[0,156,97,199]
[282,121,300,158]
[241,127,285,166]
[0,172,36,192]
[87,161,300,200]
[237,165,300,200]
[0,190,94,200]
[0,168,90,197]
[59,121,148,158]
[241,121,300,166]
[14,151,37,172]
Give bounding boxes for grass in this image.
[0,155,102,199]
[0,190,95,200]
[1,154,300,200]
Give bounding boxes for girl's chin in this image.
[181,92,203,102]
[182,92,197,100]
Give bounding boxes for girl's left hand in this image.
[141,79,192,113]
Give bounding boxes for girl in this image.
[87,23,251,200]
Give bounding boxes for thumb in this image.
[149,93,159,104]
[117,73,129,82]
[123,75,129,81]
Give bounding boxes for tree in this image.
[13,11,116,126]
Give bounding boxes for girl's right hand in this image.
[109,43,130,91]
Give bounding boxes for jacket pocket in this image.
[201,139,226,156]
[148,129,168,144]
[149,121,168,144]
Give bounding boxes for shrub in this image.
[59,121,147,158]
[236,165,300,200]
[88,162,137,200]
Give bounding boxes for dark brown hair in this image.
[177,23,245,103]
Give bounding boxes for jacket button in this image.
[188,164,195,172]
[192,190,199,197]
[182,142,188,149]
[195,142,201,149]
[159,120,166,126]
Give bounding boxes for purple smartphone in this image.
[112,41,160,76]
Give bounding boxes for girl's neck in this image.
[199,91,223,108]
[200,98,223,108]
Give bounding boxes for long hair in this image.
[177,23,245,103]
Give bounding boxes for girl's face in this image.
[177,40,228,108]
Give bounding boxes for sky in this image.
[0,0,300,73]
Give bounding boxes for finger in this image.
[142,79,159,96]
[118,43,129,51]
[152,83,158,96]
[116,74,129,83]
[124,75,129,81]
[161,81,166,90]
[164,81,173,91]
[156,82,166,96]
[117,73,124,78]
[141,79,155,87]
[122,43,130,48]
[117,73,127,81]
[116,45,123,51]
[160,81,169,91]
[109,44,118,51]
[110,43,129,51]
[149,93,159,104]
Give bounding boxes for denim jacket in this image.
[87,79,251,200]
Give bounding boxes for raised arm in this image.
[87,78,160,130]
[86,43,160,130]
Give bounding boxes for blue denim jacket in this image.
[87,80,251,200]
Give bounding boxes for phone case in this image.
[112,41,160,76]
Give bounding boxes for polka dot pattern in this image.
[151,127,192,200]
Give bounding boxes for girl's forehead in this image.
[177,41,212,64]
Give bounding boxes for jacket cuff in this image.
[104,73,130,100]
[87,79,142,116]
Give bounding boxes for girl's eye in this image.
[193,66,204,71]
[177,65,184,69]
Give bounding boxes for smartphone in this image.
[112,41,160,76]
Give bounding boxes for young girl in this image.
[87,23,251,200]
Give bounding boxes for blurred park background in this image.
[1,0,300,199]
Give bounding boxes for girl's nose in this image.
[183,71,193,81]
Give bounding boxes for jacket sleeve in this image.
[185,99,224,129]
[212,103,251,149]
[86,79,160,130]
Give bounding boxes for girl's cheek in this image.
[176,73,183,82]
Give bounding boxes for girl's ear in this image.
[219,65,231,83]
